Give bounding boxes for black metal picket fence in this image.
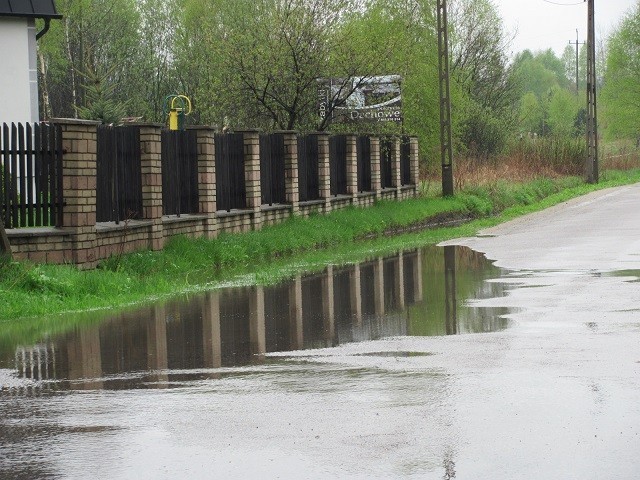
[380,137,394,189]
[1,122,64,229]
[260,133,286,206]
[297,135,320,202]
[400,136,412,186]
[329,135,348,196]
[357,136,372,193]
[215,133,246,211]
[96,125,143,223]
[162,129,199,216]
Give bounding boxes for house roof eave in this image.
[0,0,62,20]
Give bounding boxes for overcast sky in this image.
[492,0,637,57]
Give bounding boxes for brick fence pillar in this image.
[191,126,217,238]
[241,130,263,231]
[346,135,358,203]
[315,133,331,213]
[138,123,164,251]
[54,118,100,269]
[278,131,300,215]
[371,137,382,200]
[409,136,419,194]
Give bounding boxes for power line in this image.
[542,0,584,5]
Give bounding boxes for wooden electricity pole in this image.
[437,0,454,196]
[585,0,599,183]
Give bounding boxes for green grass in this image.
[1,169,639,325]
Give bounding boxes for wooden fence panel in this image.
[215,133,246,211]
[329,135,348,196]
[297,135,319,202]
[1,122,63,229]
[162,129,199,216]
[400,136,411,186]
[97,125,143,223]
[260,134,286,206]
[380,137,394,189]
[357,136,372,193]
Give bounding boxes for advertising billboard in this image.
[317,75,402,124]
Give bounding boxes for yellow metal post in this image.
[169,110,179,131]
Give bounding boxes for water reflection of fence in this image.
[4,344,59,394]
[8,251,422,388]
[14,344,57,381]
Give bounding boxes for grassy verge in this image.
[1,169,639,323]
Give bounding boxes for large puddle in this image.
[5,245,639,479]
[0,246,510,391]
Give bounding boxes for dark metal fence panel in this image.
[215,133,246,211]
[1,122,63,229]
[96,126,114,222]
[260,133,286,205]
[162,129,199,216]
[400,136,412,185]
[297,135,319,202]
[357,136,372,192]
[329,135,347,196]
[97,125,143,223]
[380,137,394,189]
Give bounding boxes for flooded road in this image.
[2,185,640,479]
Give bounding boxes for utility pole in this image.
[437,0,454,196]
[569,29,585,95]
[585,0,598,183]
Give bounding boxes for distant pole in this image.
[569,29,585,95]
[585,0,599,183]
[437,0,454,196]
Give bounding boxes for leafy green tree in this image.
[37,0,141,119]
[128,0,182,123]
[448,0,519,155]
[601,1,640,140]
[518,92,544,135]
[547,87,579,137]
[36,0,525,164]
[513,49,563,100]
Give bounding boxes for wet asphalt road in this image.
[1,183,640,479]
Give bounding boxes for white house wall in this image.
[0,17,39,126]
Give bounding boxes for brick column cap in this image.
[234,129,261,134]
[272,130,298,134]
[187,125,217,131]
[306,131,330,136]
[50,118,101,126]
[127,122,164,128]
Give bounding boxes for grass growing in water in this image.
[1,170,639,323]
